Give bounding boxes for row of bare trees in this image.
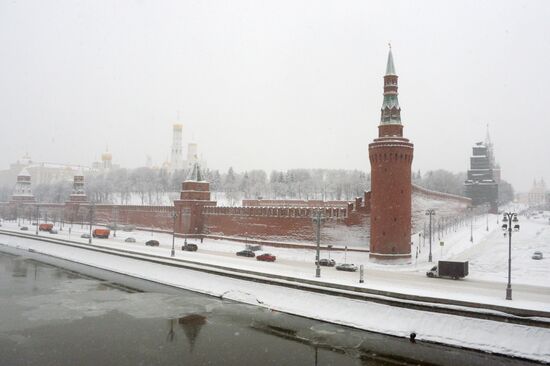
[0,167,514,206]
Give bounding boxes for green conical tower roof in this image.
[380,46,401,125]
[186,162,204,182]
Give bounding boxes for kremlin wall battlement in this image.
[0,183,470,248]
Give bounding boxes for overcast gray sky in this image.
[0,0,548,191]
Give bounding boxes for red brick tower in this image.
[369,47,414,263]
[173,163,216,234]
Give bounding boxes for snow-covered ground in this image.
[1,229,549,362]
[1,210,549,310]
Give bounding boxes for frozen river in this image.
[0,251,539,366]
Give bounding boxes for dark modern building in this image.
[464,133,499,213]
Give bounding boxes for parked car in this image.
[256,253,276,262]
[122,225,135,232]
[532,251,543,260]
[49,229,58,234]
[182,243,198,252]
[317,258,336,267]
[335,263,358,272]
[145,240,160,247]
[20,226,29,231]
[124,237,136,243]
[81,233,91,239]
[236,249,256,257]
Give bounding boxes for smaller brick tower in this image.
[173,162,216,234]
[10,168,35,203]
[69,171,88,202]
[369,47,414,263]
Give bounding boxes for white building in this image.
[170,124,184,171]
[528,178,547,207]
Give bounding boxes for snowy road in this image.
[1,213,549,312]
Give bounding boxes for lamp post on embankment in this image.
[425,209,435,262]
[312,210,324,278]
[171,212,178,257]
[502,212,520,300]
[468,206,474,243]
[88,203,95,245]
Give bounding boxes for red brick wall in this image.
[203,205,369,246]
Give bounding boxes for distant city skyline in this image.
[1,0,549,192]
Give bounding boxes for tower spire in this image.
[380,46,401,127]
[386,44,396,75]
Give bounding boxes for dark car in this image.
[335,263,358,272]
[124,237,136,243]
[236,249,255,257]
[145,240,160,247]
[257,253,276,262]
[20,226,29,231]
[182,243,198,252]
[532,251,543,260]
[317,258,336,267]
[49,229,58,234]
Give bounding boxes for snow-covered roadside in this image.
[2,216,549,313]
[0,234,549,362]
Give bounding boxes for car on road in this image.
[182,243,198,252]
[81,233,91,239]
[145,240,160,247]
[335,263,358,272]
[316,258,336,267]
[124,237,136,243]
[236,249,255,257]
[532,251,543,260]
[20,226,29,231]
[49,229,58,234]
[256,253,276,262]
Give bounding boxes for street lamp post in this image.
[486,205,489,232]
[468,206,474,243]
[312,210,324,278]
[502,212,519,300]
[88,203,94,244]
[425,209,435,262]
[113,206,118,238]
[35,205,39,235]
[171,212,177,257]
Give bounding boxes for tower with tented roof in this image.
[10,168,36,203]
[173,162,216,234]
[368,46,414,263]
